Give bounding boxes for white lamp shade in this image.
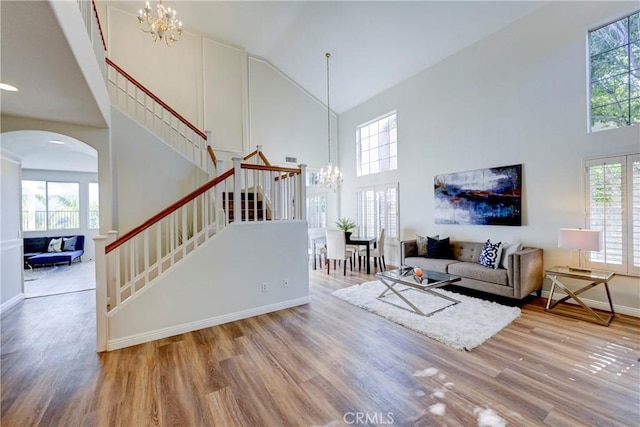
[558,228,602,251]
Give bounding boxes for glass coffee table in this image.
[375,267,461,317]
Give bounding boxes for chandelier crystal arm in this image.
[137,0,183,46]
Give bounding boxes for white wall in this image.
[107,220,309,350]
[338,1,640,313]
[22,169,100,260]
[107,7,202,128]
[0,150,24,310]
[111,107,208,234]
[247,56,337,168]
[103,6,336,169]
[203,39,245,156]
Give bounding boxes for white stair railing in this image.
[96,155,305,323]
[105,58,209,171]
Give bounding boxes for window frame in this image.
[356,111,398,177]
[588,10,640,132]
[584,153,640,276]
[88,182,100,230]
[22,180,81,232]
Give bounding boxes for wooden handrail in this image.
[240,163,300,174]
[243,149,258,161]
[92,0,107,52]
[243,149,272,167]
[275,172,298,181]
[106,162,301,254]
[258,152,272,167]
[105,58,207,140]
[207,146,217,168]
[106,168,233,254]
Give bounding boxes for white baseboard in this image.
[541,290,640,318]
[0,293,25,314]
[106,296,311,351]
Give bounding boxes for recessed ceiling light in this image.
[49,140,66,145]
[0,83,19,92]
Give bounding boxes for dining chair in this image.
[326,230,355,275]
[359,228,385,272]
[346,225,365,265]
[308,228,326,269]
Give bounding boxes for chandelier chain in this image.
[326,52,331,161]
[319,52,342,190]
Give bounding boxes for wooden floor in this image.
[1,267,639,426]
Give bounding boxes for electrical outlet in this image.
[262,282,268,292]
[283,279,289,288]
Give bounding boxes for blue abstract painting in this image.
[434,164,522,226]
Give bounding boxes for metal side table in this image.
[545,266,615,326]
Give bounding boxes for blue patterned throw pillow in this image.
[478,239,502,269]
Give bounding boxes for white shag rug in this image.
[332,280,521,351]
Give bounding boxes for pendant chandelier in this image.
[318,52,342,190]
[138,0,183,47]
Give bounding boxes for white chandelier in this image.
[319,52,342,190]
[138,0,183,46]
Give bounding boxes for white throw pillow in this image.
[500,242,523,269]
[48,238,63,253]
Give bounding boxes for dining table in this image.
[312,234,377,274]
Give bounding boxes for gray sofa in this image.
[401,240,543,299]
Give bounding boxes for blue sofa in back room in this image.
[24,235,85,267]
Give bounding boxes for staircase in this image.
[223,191,269,222]
[84,2,308,352]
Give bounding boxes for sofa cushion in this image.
[450,241,484,263]
[404,256,459,274]
[478,240,502,269]
[447,262,509,286]
[427,236,451,259]
[24,237,48,254]
[28,250,83,266]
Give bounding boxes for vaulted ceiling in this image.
[0,1,546,171]
[107,1,546,114]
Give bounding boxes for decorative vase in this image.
[345,231,352,241]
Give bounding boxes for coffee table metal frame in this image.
[375,268,462,317]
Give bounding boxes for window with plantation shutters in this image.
[306,194,327,229]
[585,154,640,275]
[356,183,399,244]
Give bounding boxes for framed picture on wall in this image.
[434,164,522,226]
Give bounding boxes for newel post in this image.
[93,235,108,352]
[298,164,307,221]
[256,145,263,165]
[106,230,118,306]
[232,157,242,224]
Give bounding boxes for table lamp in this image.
[558,228,602,272]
